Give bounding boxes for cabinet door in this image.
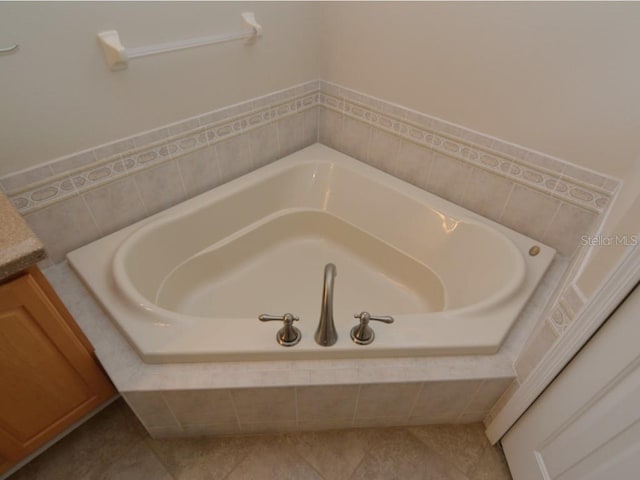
[0,272,115,467]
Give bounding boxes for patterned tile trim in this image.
[319,85,618,214]
[4,78,619,216]
[4,82,320,214]
[548,302,571,335]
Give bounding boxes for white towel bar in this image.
[97,12,262,71]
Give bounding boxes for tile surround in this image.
[122,378,513,438]
[4,81,320,216]
[316,80,618,256]
[1,79,617,260]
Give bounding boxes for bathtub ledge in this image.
[44,259,567,393]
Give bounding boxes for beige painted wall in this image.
[321,2,640,179]
[576,160,640,297]
[0,2,321,176]
[3,2,639,180]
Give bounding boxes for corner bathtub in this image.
[68,144,554,363]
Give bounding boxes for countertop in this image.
[0,192,46,281]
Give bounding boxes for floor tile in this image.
[8,400,143,480]
[287,429,374,480]
[408,423,490,475]
[349,428,469,480]
[468,444,512,480]
[90,440,172,480]
[145,435,256,480]
[225,436,323,480]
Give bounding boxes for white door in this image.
[502,283,640,480]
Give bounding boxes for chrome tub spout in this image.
[315,263,338,346]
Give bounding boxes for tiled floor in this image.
[8,399,512,480]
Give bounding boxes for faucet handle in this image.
[354,312,394,324]
[350,311,394,345]
[259,313,301,347]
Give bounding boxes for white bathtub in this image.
[68,144,554,363]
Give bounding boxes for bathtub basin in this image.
[68,144,554,363]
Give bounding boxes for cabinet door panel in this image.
[0,273,115,463]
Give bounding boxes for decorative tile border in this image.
[548,303,572,335]
[318,81,618,214]
[546,283,586,336]
[2,78,619,218]
[2,81,320,214]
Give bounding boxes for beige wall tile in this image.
[303,107,319,145]
[132,128,170,149]
[543,202,598,256]
[133,160,186,216]
[393,140,434,188]
[561,164,608,188]
[215,134,254,184]
[465,377,514,413]
[82,176,146,236]
[366,129,401,174]
[50,151,97,175]
[407,411,461,426]
[296,385,359,422]
[24,195,100,263]
[499,184,561,243]
[250,123,281,168]
[353,417,415,428]
[515,321,559,380]
[411,380,482,418]
[181,423,241,436]
[340,117,371,161]
[355,382,421,419]
[176,144,221,198]
[318,107,343,151]
[297,419,355,431]
[231,386,296,423]
[168,119,201,137]
[564,284,585,317]
[424,153,473,204]
[460,167,514,221]
[456,411,488,423]
[122,391,179,429]
[238,421,298,434]
[278,112,306,157]
[1,165,54,193]
[94,139,136,161]
[162,389,237,426]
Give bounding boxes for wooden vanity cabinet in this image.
[0,267,116,474]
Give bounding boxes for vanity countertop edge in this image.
[0,193,46,281]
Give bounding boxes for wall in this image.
[0,1,321,176]
[576,162,640,297]
[321,2,640,179]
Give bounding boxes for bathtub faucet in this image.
[315,263,338,346]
